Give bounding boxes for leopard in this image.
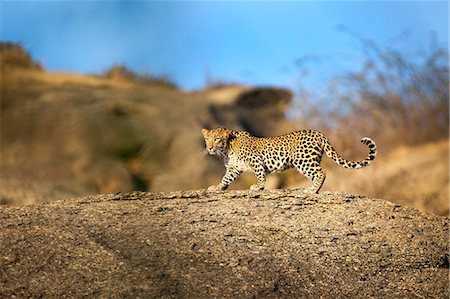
[202,127,377,193]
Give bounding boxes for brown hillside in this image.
[0,42,43,71]
[1,44,448,218]
[0,190,448,298]
[1,61,292,205]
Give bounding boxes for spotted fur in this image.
[202,128,377,193]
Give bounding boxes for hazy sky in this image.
[1,1,448,90]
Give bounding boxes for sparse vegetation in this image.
[103,64,178,89]
[292,33,449,152]
[289,34,449,215]
[0,42,43,71]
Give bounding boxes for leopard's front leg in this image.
[208,166,242,191]
[250,163,266,191]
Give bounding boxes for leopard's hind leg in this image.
[305,168,326,193]
[293,161,326,194]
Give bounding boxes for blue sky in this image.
[1,1,448,91]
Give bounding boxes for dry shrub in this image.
[292,32,449,153]
[289,32,449,215]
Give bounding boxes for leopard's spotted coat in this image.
[202,128,377,193]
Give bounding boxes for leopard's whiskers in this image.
[198,149,209,159]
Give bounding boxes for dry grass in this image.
[4,68,135,89]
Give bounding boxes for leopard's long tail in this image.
[322,136,377,169]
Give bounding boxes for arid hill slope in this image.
[1,190,448,298]
[1,65,292,205]
[1,43,448,217]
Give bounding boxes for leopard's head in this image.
[202,128,235,156]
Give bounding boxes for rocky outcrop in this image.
[205,86,294,137]
[1,190,447,298]
[0,42,43,71]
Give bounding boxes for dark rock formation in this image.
[206,86,293,137]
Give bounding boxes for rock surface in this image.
[0,190,448,298]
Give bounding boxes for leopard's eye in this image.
[214,137,221,142]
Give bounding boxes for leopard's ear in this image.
[201,128,209,137]
[220,129,235,140]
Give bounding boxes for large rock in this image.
[1,190,447,297]
[204,86,294,137]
